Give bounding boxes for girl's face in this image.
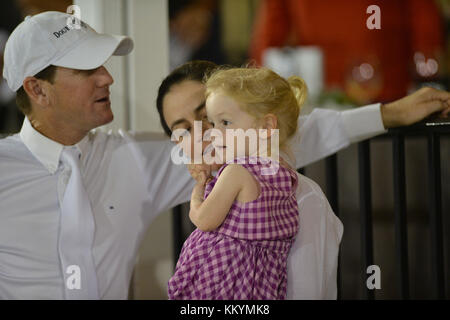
[205,91,262,162]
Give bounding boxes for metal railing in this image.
[324,119,449,299]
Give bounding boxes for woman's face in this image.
[162,80,214,162]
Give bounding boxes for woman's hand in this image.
[381,87,450,128]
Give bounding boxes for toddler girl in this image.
[168,66,307,299]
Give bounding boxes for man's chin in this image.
[105,112,114,124]
[101,110,114,125]
[92,112,114,130]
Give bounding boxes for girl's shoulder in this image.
[216,156,297,188]
[216,156,262,179]
[215,160,261,204]
[215,161,259,187]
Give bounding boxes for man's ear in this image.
[22,77,51,107]
[259,113,278,138]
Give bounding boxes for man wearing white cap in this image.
[0,11,195,299]
[0,11,449,300]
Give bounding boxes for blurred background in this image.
[0,0,449,299]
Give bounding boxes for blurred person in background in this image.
[250,0,445,104]
[0,0,23,133]
[0,0,71,134]
[169,0,226,70]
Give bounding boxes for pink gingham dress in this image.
[168,156,299,300]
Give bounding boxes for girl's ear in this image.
[260,113,278,138]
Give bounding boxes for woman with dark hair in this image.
[157,60,217,137]
[156,60,450,299]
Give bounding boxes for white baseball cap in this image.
[3,11,134,92]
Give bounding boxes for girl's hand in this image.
[187,163,212,183]
[196,171,208,186]
[191,171,208,207]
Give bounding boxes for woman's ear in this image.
[260,113,278,138]
[22,77,52,108]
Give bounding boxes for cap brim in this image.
[52,33,133,70]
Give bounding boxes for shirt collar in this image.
[19,117,89,174]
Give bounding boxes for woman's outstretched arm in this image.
[291,87,450,169]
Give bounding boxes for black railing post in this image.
[326,154,339,216]
[172,204,184,271]
[392,134,410,299]
[358,140,375,300]
[325,154,341,299]
[427,132,445,299]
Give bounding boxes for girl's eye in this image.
[209,121,215,128]
[222,120,231,126]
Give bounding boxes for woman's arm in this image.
[291,87,450,169]
[189,164,246,232]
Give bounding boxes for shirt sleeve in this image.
[289,103,386,168]
[121,131,195,217]
[286,173,344,300]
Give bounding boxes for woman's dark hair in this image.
[156,60,218,136]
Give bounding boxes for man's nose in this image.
[97,66,114,87]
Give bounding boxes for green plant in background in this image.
[316,89,357,107]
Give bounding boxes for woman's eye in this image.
[209,121,215,128]
[222,120,231,126]
[181,128,191,136]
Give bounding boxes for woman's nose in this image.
[202,119,212,130]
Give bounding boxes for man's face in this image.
[47,66,114,132]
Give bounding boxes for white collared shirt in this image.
[0,117,195,299]
[0,103,385,299]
